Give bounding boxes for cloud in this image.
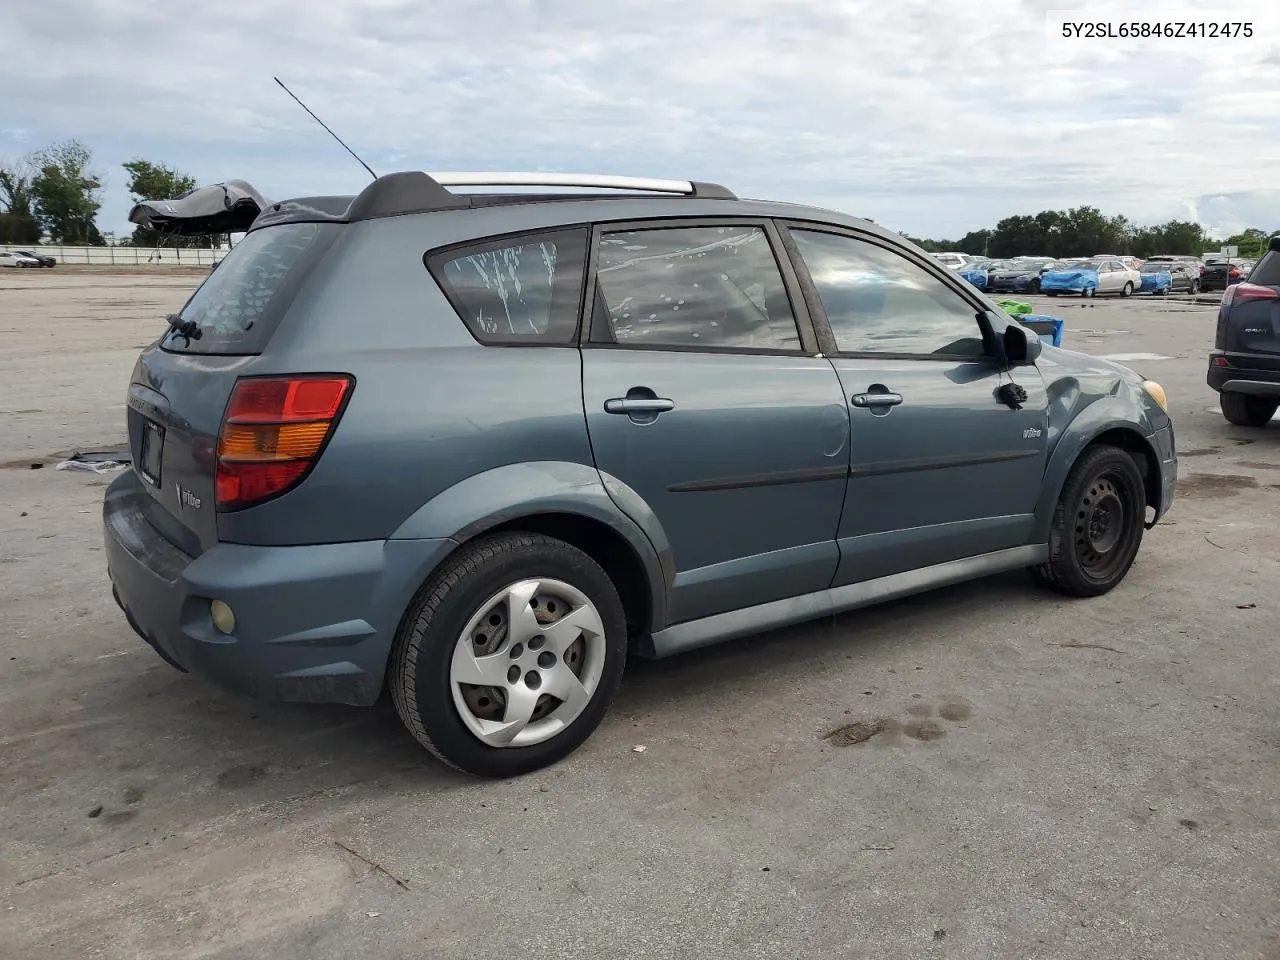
[3,0,1279,237]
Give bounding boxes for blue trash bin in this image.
[1018,315,1064,347]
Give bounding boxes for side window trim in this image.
[580,217,821,356]
[425,225,591,347]
[775,220,999,362]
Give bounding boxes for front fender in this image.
[1033,383,1161,541]
[389,461,670,629]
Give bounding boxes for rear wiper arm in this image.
[165,314,202,342]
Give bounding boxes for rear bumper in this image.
[1206,356,1280,396]
[103,470,456,705]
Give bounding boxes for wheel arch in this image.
[1034,415,1162,541]
[388,461,671,644]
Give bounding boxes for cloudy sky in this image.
[3,0,1279,240]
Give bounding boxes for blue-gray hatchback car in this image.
[105,171,1177,777]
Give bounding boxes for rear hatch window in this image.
[162,222,337,355]
[1249,251,1280,287]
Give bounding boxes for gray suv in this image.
[104,171,1178,777]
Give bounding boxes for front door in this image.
[580,221,850,624]
[781,224,1050,585]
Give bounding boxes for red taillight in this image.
[215,375,352,510]
[1223,282,1280,305]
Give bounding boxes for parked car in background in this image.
[1139,264,1173,294]
[989,258,1067,294]
[0,251,40,268]
[958,260,990,289]
[1042,258,1141,298]
[102,168,1178,777]
[1201,258,1255,292]
[1207,238,1280,426]
[1139,260,1200,294]
[932,252,970,269]
[1095,254,1143,270]
[12,249,56,268]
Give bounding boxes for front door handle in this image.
[850,391,903,408]
[604,397,676,415]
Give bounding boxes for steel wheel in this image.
[1073,473,1139,583]
[450,578,607,748]
[1029,444,1146,597]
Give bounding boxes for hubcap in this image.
[1074,475,1133,578]
[450,578,606,748]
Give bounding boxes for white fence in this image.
[0,244,228,267]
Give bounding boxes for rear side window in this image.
[591,224,802,351]
[1249,251,1280,286]
[429,228,588,345]
[165,222,335,354]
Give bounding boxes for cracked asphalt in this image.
[1,272,1278,959]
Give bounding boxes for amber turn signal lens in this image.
[218,421,332,462]
[1142,380,1168,414]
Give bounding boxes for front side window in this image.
[592,225,801,351]
[430,228,588,345]
[790,229,986,357]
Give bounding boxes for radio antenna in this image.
[273,76,377,181]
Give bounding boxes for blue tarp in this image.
[1140,270,1172,293]
[958,266,988,288]
[1019,315,1064,347]
[1041,268,1098,293]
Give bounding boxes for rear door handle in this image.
[604,397,675,415]
[850,392,903,408]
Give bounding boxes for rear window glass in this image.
[1249,251,1280,286]
[164,222,332,353]
[429,228,588,345]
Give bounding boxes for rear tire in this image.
[1220,391,1279,427]
[1121,281,1134,297]
[1030,279,1041,294]
[1189,280,1200,294]
[390,532,628,778]
[1029,444,1146,598]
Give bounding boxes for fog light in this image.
[210,600,236,635]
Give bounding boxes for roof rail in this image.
[343,170,736,223]
[426,171,735,198]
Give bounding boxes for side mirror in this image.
[1003,322,1042,366]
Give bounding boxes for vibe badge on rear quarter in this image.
[175,482,203,511]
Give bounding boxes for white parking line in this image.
[1097,352,1173,361]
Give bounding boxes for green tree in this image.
[988,215,1045,258]
[0,158,42,244]
[31,140,104,245]
[1049,206,1126,258]
[120,158,215,247]
[958,229,991,256]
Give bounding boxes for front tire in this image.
[1030,279,1041,294]
[1029,445,1146,598]
[1045,291,1058,297]
[390,532,628,777]
[1220,391,1279,427]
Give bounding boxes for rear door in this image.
[126,221,339,554]
[779,223,1049,585]
[580,220,850,625]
